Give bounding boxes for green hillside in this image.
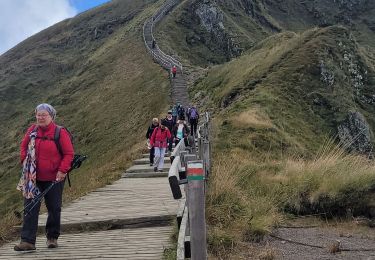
[156,0,375,66]
[193,26,375,156]
[154,0,375,257]
[0,0,170,238]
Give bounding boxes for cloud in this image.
[0,0,77,54]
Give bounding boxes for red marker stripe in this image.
[187,168,204,175]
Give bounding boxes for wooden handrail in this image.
[143,1,212,259]
[142,0,183,73]
[170,114,211,259]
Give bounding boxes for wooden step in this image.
[122,171,169,178]
[134,157,170,165]
[126,164,171,173]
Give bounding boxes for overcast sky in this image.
[0,0,110,55]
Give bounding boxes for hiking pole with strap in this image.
[14,154,87,218]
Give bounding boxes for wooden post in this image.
[184,154,197,165]
[198,137,203,160]
[180,151,188,168]
[186,160,206,260]
[203,140,210,177]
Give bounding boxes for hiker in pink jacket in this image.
[150,119,171,172]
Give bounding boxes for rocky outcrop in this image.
[337,111,373,155]
[195,0,242,59]
[319,60,335,87]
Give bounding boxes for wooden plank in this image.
[0,227,172,259]
[177,206,188,260]
[35,178,178,227]
[176,198,186,229]
[126,164,171,173]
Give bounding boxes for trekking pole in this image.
[24,181,58,217]
[14,154,87,218]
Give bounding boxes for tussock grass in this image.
[206,141,375,255]
[280,140,375,217]
[230,109,273,129]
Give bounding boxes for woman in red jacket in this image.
[150,119,171,172]
[14,103,74,251]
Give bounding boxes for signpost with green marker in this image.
[186,160,207,259]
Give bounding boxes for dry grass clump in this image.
[230,109,273,130]
[327,240,341,254]
[280,141,375,217]
[0,214,18,246]
[207,140,375,256]
[207,151,282,256]
[257,247,277,260]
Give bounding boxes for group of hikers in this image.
[145,103,199,172]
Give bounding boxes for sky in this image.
[0,0,110,55]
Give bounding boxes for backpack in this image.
[178,106,185,118]
[190,107,198,119]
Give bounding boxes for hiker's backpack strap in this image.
[54,126,63,155]
[54,125,72,187]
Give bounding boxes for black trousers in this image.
[190,118,198,136]
[149,147,155,164]
[168,137,173,152]
[21,181,64,244]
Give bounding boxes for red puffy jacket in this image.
[150,127,171,148]
[20,122,74,181]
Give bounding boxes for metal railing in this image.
[142,0,183,73]
[168,113,211,260]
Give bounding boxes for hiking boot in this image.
[158,169,163,172]
[14,241,36,251]
[46,238,58,248]
[150,163,153,166]
[153,167,157,172]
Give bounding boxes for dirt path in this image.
[242,219,375,260]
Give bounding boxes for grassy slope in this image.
[193,26,375,256]
[155,0,375,255]
[0,0,170,239]
[195,26,374,155]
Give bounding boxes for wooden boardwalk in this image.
[0,157,179,259]
[0,227,172,259]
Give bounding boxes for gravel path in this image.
[264,226,375,259]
